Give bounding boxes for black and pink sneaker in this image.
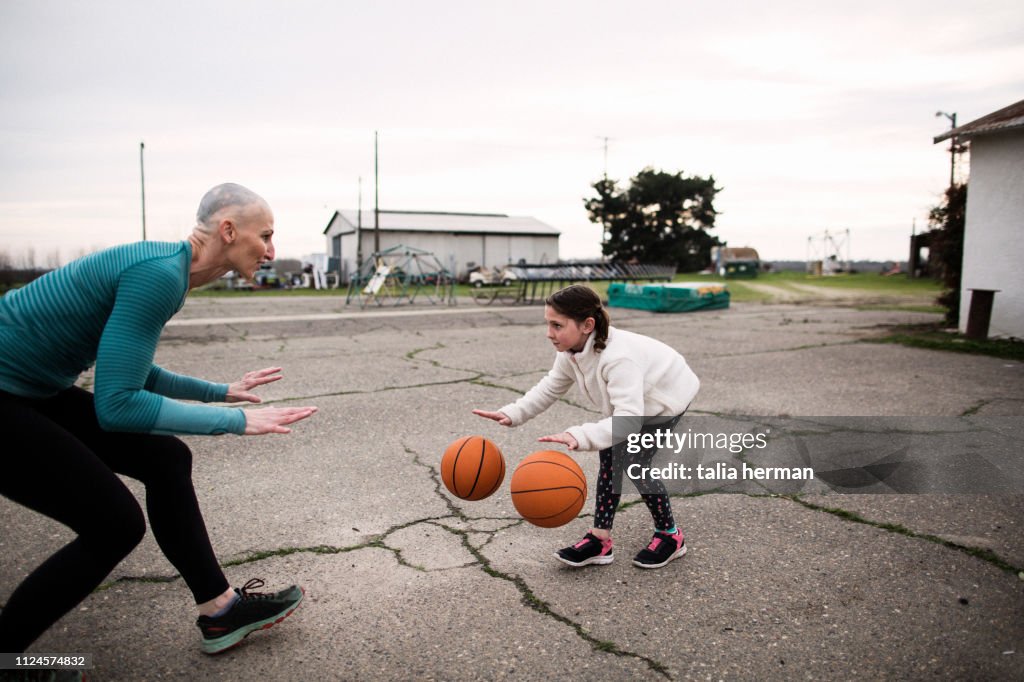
[632,529,686,569]
[555,532,614,567]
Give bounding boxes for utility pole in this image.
[602,136,608,179]
[139,141,147,240]
[374,131,380,255]
[935,111,958,187]
[595,136,612,261]
[596,136,610,180]
[356,176,363,269]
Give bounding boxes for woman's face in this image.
[544,305,594,353]
[229,205,276,279]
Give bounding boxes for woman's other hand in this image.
[226,367,285,403]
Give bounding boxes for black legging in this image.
[592,415,681,532]
[0,386,229,651]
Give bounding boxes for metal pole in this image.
[948,112,957,187]
[139,141,147,241]
[602,136,608,180]
[374,131,380,254]
[356,176,363,271]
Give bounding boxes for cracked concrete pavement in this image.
[2,295,1023,680]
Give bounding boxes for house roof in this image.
[718,247,760,261]
[934,98,1024,143]
[323,210,560,236]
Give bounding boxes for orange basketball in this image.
[440,436,505,501]
[510,450,588,528]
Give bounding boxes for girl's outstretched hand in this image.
[243,406,318,435]
[537,432,579,450]
[472,409,512,426]
[226,367,285,403]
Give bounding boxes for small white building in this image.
[323,210,560,281]
[934,99,1024,339]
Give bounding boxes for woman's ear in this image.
[219,219,235,244]
[582,317,596,334]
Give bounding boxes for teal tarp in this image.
[607,282,730,313]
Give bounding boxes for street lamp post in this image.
[935,111,957,187]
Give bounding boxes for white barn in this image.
[935,99,1024,339]
[322,210,560,281]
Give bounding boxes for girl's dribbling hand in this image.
[243,406,318,435]
[226,367,285,404]
[472,409,512,426]
[537,432,579,450]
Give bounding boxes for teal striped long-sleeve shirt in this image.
[0,241,246,435]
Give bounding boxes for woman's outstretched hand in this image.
[243,406,318,435]
[226,367,285,404]
[472,409,512,426]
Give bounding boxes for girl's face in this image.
[544,305,595,353]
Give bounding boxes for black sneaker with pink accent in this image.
[554,532,614,567]
[632,530,686,569]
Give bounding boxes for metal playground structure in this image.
[806,229,852,275]
[345,247,677,307]
[346,245,456,308]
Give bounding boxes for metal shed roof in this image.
[323,210,560,236]
[934,99,1024,143]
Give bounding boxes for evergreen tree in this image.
[928,183,966,326]
[584,168,722,272]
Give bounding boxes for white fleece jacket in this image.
[499,326,700,452]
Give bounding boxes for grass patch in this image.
[866,322,1024,361]
[186,271,943,309]
[676,271,942,304]
[769,270,940,293]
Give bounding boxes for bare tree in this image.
[45,249,62,269]
[18,247,37,270]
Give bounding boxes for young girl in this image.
[474,284,699,568]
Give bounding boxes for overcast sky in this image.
[1,0,1021,266]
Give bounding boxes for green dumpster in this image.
[607,282,729,313]
[721,260,759,278]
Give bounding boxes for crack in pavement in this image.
[98,440,673,679]
[784,495,1024,576]
[82,349,1023,677]
[90,474,1022,680]
[400,444,674,678]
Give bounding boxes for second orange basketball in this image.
[510,450,588,528]
[440,436,506,501]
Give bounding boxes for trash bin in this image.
[965,288,1000,340]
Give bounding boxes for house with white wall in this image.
[934,99,1024,339]
[323,210,560,282]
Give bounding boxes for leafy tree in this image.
[584,167,722,272]
[927,183,966,325]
